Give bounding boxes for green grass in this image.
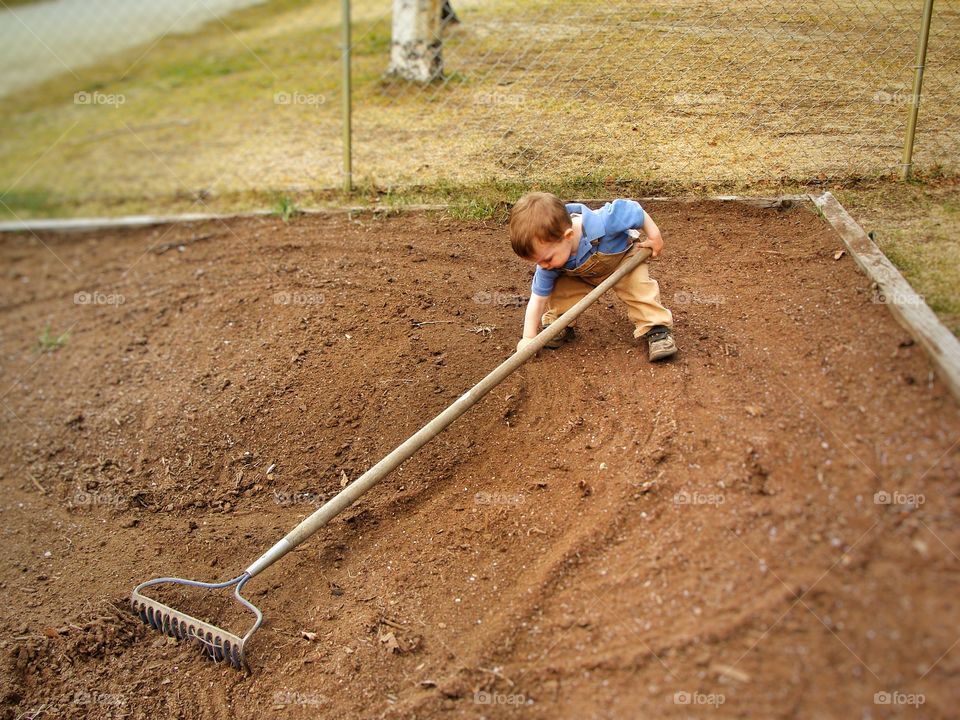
[38,325,69,352]
[272,194,299,222]
[1,0,49,8]
[4,0,955,220]
[0,188,65,216]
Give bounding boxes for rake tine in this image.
[131,572,261,671]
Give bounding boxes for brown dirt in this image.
[0,201,958,719]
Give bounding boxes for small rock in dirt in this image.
[300,631,318,642]
[711,663,750,683]
[380,631,403,654]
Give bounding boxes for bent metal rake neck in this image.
[132,242,652,671]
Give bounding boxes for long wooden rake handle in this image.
[245,244,653,578]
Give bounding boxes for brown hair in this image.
[509,192,571,258]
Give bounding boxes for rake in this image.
[132,243,652,670]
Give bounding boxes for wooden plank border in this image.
[812,191,960,402]
[0,205,451,234]
[0,195,812,234]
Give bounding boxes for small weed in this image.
[273,195,299,223]
[38,325,69,352]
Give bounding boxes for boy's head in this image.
[509,192,574,269]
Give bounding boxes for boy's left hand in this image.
[638,234,663,259]
[636,214,664,259]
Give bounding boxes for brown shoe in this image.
[541,323,575,349]
[645,325,677,361]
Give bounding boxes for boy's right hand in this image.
[516,337,537,354]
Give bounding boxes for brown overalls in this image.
[540,233,673,338]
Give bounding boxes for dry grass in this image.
[836,180,960,335]
[0,0,957,217]
[0,0,956,334]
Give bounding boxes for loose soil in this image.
[1,201,958,719]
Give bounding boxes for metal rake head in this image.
[131,572,262,671]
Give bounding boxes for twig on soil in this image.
[468,325,497,337]
[14,702,49,720]
[379,617,408,631]
[102,600,139,625]
[411,320,456,328]
[28,473,47,495]
[150,233,214,255]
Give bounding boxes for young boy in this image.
[509,192,677,361]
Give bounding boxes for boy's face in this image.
[529,230,574,270]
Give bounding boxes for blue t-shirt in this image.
[531,199,645,296]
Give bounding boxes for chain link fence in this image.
[0,0,957,215]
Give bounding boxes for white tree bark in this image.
[388,0,443,83]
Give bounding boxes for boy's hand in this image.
[516,337,537,354]
[638,233,663,258]
[637,213,664,258]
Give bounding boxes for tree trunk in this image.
[388,0,443,83]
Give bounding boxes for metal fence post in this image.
[342,0,352,192]
[901,0,935,181]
